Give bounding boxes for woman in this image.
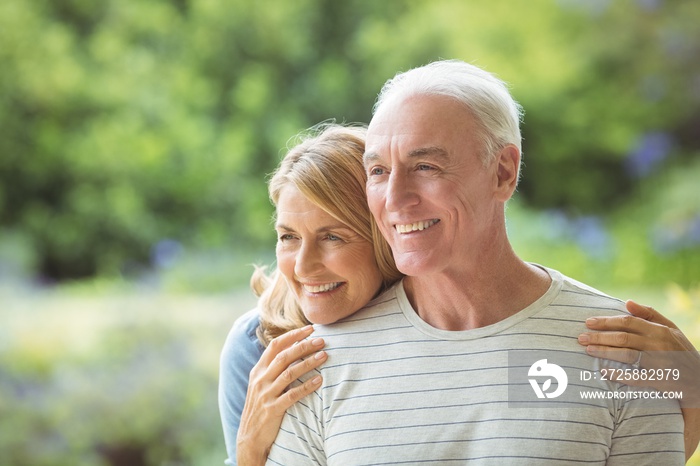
[219,124,401,466]
[219,124,699,465]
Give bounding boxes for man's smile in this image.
[394,219,440,234]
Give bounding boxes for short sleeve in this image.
[218,309,265,466]
[607,393,685,465]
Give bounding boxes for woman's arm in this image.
[236,325,327,466]
[220,310,265,465]
[219,312,327,465]
[578,301,700,461]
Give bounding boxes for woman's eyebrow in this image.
[275,223,354,233]
[274,223,293,231]
[318,224,354,233]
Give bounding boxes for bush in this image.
[2,0,699,281]
[0,301,234,466]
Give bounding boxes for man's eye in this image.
[417,164,433,171]
[369,167,385,176]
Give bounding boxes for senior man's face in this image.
[363,93,501,277]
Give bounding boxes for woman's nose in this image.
[294,241,324,278]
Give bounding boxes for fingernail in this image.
[314,350,326,360]
[578,334,590,344]
[586,318,598,326]
[312,338,324,346]
[302,325,314,332]
[311,376,322,385]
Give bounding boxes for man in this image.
[265,60,685,465]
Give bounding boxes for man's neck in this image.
[403,249,551,331]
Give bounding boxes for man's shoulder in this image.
[562,276,627,314]
[551,269,628,317]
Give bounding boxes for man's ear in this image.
[494,144,520,202]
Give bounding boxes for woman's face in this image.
[275,184,384,325]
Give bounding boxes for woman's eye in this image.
[326,234,341,241]
[278,233,295,241]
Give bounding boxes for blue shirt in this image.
[218,309,265,466]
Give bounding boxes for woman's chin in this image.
[304,305,356,326]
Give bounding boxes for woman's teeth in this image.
[303,282,342,293]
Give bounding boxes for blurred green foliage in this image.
[0,328,217,466]
[0,291,246,466]
[0,0,698,283]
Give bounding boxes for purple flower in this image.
[151,239,183,269]
[571,216,611,258]
[624,132,675,178]
[652,215,700,253]
[636,0,662,12]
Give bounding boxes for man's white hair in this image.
[373,59,524,167]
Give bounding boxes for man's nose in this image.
[385,170,420,212]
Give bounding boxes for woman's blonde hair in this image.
[253,123,402,346]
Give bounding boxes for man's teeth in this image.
[304,282,342,293]
[395,219,438,234]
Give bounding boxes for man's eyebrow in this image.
[363,146,449,164]
[408,146,449,159]
[362,151,379,165]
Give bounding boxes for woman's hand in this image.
[578,300,699,396]
[578,300,700,460]
[236,325,327,466]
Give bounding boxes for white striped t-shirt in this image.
[267,267,684,465]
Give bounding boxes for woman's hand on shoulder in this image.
[236,325,326,466]
[578,300,699,394]
[578,301,700,459]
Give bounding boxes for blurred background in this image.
[1,0,699,464]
